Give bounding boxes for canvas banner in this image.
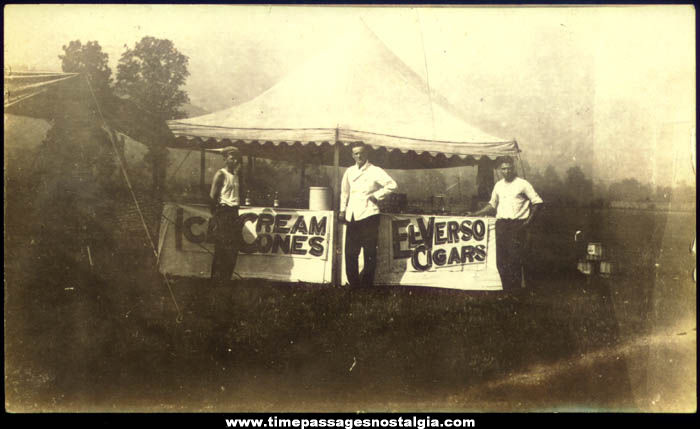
[158,203,334,284]
[341,214,503,290]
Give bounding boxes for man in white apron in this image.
[339,143,398,287]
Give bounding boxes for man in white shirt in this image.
[340,143,398,287]
[469,157,543,292]
[208,146,245,285]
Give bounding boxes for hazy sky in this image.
[4,5,696,186]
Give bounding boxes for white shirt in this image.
[340,161,398,221]
[489,177,543,220]
[217,168,240,207]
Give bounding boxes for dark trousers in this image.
[495,219,526,292]
[210,206,241,284]
[345,214,380,287]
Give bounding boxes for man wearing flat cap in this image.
[209,146,245,285]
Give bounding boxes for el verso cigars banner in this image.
[388,214,489,272]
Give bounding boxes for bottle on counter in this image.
[244,190,251,206]
[273,192,280,208]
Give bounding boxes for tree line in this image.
[381,163,695,210]
[524,164,695,207]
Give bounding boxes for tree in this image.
[115,37,190,195]
[54,39,119,197]
[33,105,120,261]
[542,165,563,188]
[539,165,565,205]
[525,167,546,195]
[564,166,593,206]
[608,178,652,202]
[59,40,112,97]
[115,36,190,121]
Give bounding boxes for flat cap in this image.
[220,146,240,155]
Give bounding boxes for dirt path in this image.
[447,320,696,412]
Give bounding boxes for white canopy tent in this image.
[167,24,519,170]
[165,24,522,287]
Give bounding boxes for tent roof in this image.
[4,71,80,115]
[4,70,172,148]
[168,25,519,169]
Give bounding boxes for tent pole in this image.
[516,141,528,179]
[518,156,527,179]
[299,162,306,203]
[244,155,255,198]
[332,130,342,287]
[200,148,206,194]
[247,155,255,192]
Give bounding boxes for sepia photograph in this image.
[4,4,696,415]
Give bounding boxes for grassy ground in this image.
[4,197,696,412]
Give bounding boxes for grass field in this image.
[4,198,696,412]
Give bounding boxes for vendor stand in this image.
[159,27,523,290]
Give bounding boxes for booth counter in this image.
[158,202,503,290]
